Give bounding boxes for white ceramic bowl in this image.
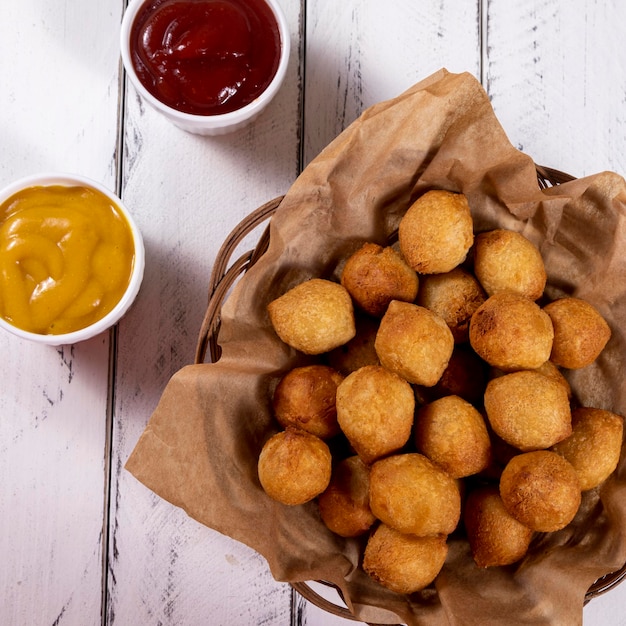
[0,173,145,346]
[120,0,291,136]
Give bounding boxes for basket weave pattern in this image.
[195,166,626,621]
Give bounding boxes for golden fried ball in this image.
[258,428,332,506]
[543,297,611,369]
[417,267,487,343]
[267,278,356,354]
[533,360,572,398]
[326,313,380,375]
[415,395,492,478]
[375,300,454,387]
[317,456,377,537]
[363,523,448,594]
[488,360,572,399]
[473,229,547,300]
[272,365,344,439]
[336,365,415,464]
[469,292,554,371]
[369,453,461,536]
[464,486,533,568]
[484,370,571,451]
[398,190,474,274]
[499,451,581,532]
[341,242,419,317]
[552,407,624,490]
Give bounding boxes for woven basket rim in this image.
[195,165,626,620]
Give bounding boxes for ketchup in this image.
[129,0,282,116]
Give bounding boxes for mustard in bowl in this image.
[0,174,145,345]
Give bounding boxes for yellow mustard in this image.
[0,184,135,335]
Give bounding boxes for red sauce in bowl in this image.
[129,0,282,116]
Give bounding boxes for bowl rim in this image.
[0,172,145,346]
[119,0,291,131]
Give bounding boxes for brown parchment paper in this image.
[126,69,626,625]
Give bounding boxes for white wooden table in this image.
[1,1,625,624]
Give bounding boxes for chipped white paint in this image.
[0,0,625,624]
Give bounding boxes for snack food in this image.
[464,486,534,568]
[398,190,474,274]
[374,300,454,386]
[415,395,492,478]
[499,450,582,532]
[272,365,343,439]
[256,189,619,598]
[257,428,332,505]
[417,267,487,343]
[473,229,547,300]
[340,242,419,317]
[552,407,624,491]
[369,453,461,536]
[469,292,554,371]
[317,456,376,537]
[484,370,571,451]
[533,360,572,398]
[267,278,356,354]
[362,523,448,594]
[335,365,414,464]
[544,297,611,369]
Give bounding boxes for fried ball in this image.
[415,395,492,478]
[417,267,487,343]
[267,278,356,354]
[431,345,487,405]
[398,190,474,274]
[317,456,376,537]
[341,242,419,317]
[369,453,461,536]
[499,450,581,532]
[375,300,454,387]
[484,370,571,451]
[464,486,533,568]
[543,297,611,369]
[258,428,332,506]
[473,229,547,300]
[533,360,572,398]
[336,365,415,464]
[489,360,572,399]
[363,523,448,594]
[552,407,624,490]
[326,313,380,375]
[272,365,344,439]
[469,292,554,371]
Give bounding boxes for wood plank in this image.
[484,0,626,178]
[0,0,123,624]
[106,0,304,623]
[302,0,482,167]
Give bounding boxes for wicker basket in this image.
[195,165,626,622]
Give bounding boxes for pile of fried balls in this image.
[257,189,623,595]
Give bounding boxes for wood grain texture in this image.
[0,338,111,626]
[302,0,482,167]
[1,0,626,624]
[106,0,304,623]
[0,0,122,624]
[484,0,626,178]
